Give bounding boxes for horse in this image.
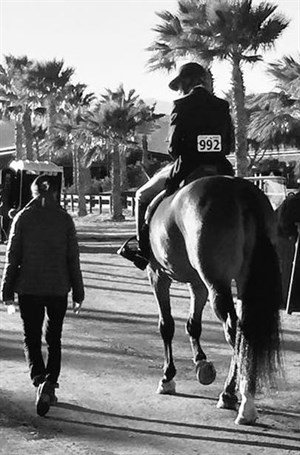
[146,174,283,425]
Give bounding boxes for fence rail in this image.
[61,177,288,216]
[61,193,136,216]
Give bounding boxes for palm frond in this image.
[267,55,300,97]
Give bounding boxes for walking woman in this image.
[1,174,84,416]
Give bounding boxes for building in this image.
[0,120,16,169]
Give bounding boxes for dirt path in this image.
[0,221,299,455]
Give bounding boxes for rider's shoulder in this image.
[174,87,229,109]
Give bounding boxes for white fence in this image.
[61,177,288,215]
[246,176,287,210]
[61,193,135,215]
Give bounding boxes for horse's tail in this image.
[236,195,283,392]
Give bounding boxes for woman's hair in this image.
[31,174,58,198]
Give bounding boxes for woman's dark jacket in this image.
[1,196,84,303]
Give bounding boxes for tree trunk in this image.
[34,137,40,160]
[77,148,88,217]
[47,97,57,161]
[78,167,88,217]
[111,144,124,221]
[72,147,78,193]
[231,57,249,177]
[120,145,128,191]
[142,135,149,168]
[15,114,24,159]
[23,107,34,160]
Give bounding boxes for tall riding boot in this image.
[136,201,150,259]
[117,200,149,270]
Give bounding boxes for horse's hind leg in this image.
[187,281,216,385]
[148,268,176,395]
[233,291,258,425]
[217,356,238,410]
[209,284,239,410]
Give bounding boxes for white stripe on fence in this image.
[61,194,135,215]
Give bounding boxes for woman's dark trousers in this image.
[18,295,68,387]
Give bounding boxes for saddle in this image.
[117,162,232,270]
[145,163,220,226]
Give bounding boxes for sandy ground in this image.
[0,214,299,455]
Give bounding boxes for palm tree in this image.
[25,59,74,160]
[147,0,289,176]
[0,55,35,159]
[147,2,215,91]
[247,93,300,150]
[246,55,300,164]
[52,83,96,216]
[268,54,300,98]
[84,85,164,221]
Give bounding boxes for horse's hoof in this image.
[217,393,238,410]
[235,407,258,425]
[235,414,258,425]
[156,379,176,395]
[196,360,216,385]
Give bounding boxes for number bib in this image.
[197,135,222,152]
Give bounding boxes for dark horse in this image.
[146,174,283,425]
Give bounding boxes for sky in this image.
[0,0,299,113]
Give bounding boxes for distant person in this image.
[0,183,10,243]
[277,187,300,313]
[1,174,84,417]
[0,185,5,243]
[277,189,300,238]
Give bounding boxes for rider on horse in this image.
[118,62,235,269]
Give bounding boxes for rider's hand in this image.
[72,301,82,315]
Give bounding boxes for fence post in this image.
[89,195,93,214]
[109,194,112,214]
[61,194,66,209]
[99,195,102,214]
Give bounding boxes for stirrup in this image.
[117,236,138,260]
[117,237,148,270]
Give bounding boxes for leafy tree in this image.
[147,0,289,175]
[24,59,75,159]
[0,55,35,159]
[52,83,96,216]
[247,54,300,164]
[268,54,300,98]
[147,2,215,91]
[84,85,164,221]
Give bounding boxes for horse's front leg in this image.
[187,281,216,385]
[148,267,176,395]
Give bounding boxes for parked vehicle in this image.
[0,160,63,241]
